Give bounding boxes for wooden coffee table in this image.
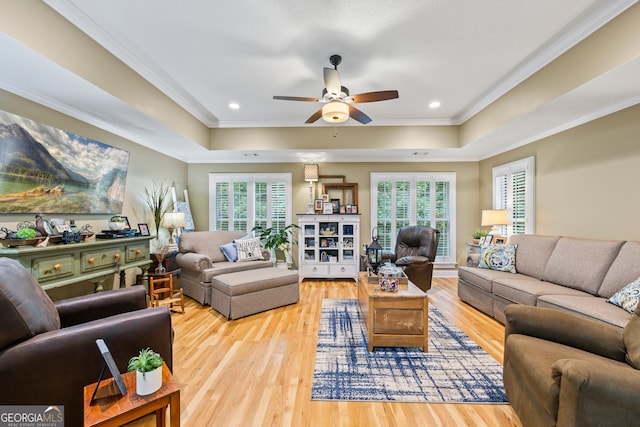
[357,271,428,352]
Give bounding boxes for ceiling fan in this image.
[273,55,399,125]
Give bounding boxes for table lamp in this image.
[304,164,319,214]
[481,209,508,236]
[161,212,186,245]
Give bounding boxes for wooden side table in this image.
[84,363,180,427]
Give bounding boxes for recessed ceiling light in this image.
[229,102,240,110]
[429,101,441,109]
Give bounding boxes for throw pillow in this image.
[607,277,640,314]
[235,236,264,262]
[220,242,238,262]
[478,244,518,273]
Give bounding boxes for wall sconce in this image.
[304,164,319,214]
[481,209,508,236]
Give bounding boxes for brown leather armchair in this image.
[382,226,440,292]
[504,304,640,427]
[0,258,173,426]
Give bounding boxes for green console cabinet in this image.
[0,236,153,299]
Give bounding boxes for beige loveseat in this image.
[458,234,640,330]
[176,231,273,305]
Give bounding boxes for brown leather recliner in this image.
[504,304,640,427]
[382,226,440,292]
[0,258,173,427]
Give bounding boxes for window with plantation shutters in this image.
[371,173,456,267]
[492,157,535,236]
[209,173,292,233]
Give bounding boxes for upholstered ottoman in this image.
[210,268,299,319]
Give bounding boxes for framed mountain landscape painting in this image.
[0,109,130,214]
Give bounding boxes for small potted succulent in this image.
[108,215,128,231]
[471,230,488,244]
[127,347,164,395]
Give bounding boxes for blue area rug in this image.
[311,299,507,403]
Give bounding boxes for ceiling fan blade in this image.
[273,95,319,102]
[351,90,399,103]
[323,67,341,97]
[305,108,323,124]
[348,105,372,124]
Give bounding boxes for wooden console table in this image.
[0,236,153,297]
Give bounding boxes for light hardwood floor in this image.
[128,277,523,427]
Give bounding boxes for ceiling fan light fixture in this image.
[322,101,349,123]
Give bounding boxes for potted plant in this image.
[141,180,171,237]
[471,229,488,244]
[108,215,127,231]
[127,347,164,396]
[252,224,299,263]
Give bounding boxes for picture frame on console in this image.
[331,199,340,213]
[314,199,323,212]
[138,224,150,236]
[323,202,333,214]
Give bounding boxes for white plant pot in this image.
[108,222,126,231]
[136,366,162,396]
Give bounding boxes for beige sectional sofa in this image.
[458,234,640,330]
[176,230,273,305]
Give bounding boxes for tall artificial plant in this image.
[141,179,171,234]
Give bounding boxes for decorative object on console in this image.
[142,179,172,236]
[481,209,508,236]
[127,347,164,396]
[161,212,186,245]
[304,164,319,214]
[108,215,128,231]
[366,227,382,274]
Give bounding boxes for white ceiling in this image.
[2,0,639,163]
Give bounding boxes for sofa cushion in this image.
[179,230,246,263]
[542,237,624,295]
[235,236,264,262]
[607,277,640,314]
[507,235,561,279]
[200,260,274,283]
[458,266,515,293]
[0,258,61,351]
[493,277,589,306]
[220,242,238,262]
[599,241,640,298]
[478,244,517,273]
[537,294,632,330]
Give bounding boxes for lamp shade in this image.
[304,164,319,182]
[322,101,349,123]
[161,212,186,229]
[481,209,508,226]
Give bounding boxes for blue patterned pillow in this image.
[607,277,640,314]
[479,244,517,273]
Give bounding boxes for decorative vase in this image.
[136,366,162,396]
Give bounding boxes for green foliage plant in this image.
[252,224,299,251]
[127,348,163,379]
[16,228,36,239]
[109,215,127,223]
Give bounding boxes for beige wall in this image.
[187,161,479,266]
[479,103,640,241]
[0,89,189,234]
